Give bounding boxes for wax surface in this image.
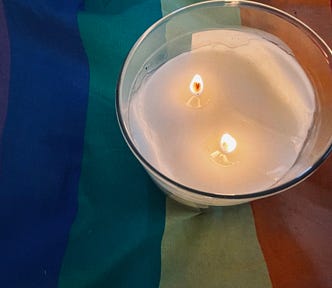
[129,29,315,195]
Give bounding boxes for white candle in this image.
[129,28,315,195]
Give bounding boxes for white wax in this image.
[129,29,315,195]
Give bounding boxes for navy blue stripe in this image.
[0,0,10,166]
[0,1,89,286]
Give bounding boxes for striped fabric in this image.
[0,1,331,287]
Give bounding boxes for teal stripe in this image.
[59,1,165,287]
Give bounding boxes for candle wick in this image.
[194,82,201,94]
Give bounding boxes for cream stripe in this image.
[159,1,272,287]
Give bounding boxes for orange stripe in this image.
[251,158,332,287]
[247,2,332,286]
[256,0,332,48]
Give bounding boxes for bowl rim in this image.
[116,0,332,200]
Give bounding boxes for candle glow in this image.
[220,133,237,154]
[189,74,203,96]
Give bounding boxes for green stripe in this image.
[161,0,202,15]
[58,1,165,287]
[160,199,272,288]
[159,1,272,287]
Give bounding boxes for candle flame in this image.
[220,133,237,153]
[189,74,203,96]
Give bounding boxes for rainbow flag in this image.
[0,0,331,287]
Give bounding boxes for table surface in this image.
[0,0,331,287]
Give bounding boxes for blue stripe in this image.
[0,0,10,164]
[58,1,166,287]
[0,1,89,286]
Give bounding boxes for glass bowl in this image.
[116,0,332,207]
